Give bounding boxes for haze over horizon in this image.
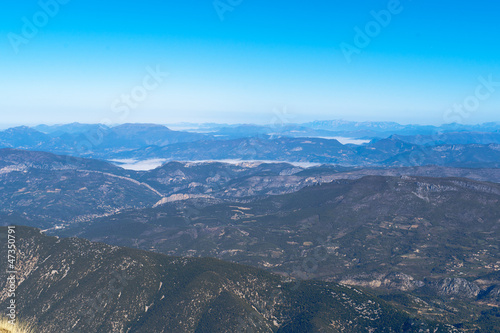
[2,0,499,125]
[1,118,500,131]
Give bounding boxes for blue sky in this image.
[1,0,499,126]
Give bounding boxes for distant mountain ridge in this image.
[0,124,500,168]
[2,122,500,167]
[0,123,208,156]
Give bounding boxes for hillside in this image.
[0,149,161,227]
[55,175,500,329]
[62,175,500,282]
[0,227,453,333]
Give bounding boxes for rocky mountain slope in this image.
[54,175,500,330]
[59,175,500,283]
[0,227,454,333]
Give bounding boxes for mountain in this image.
[209,124,363,140]
[34,123,110,136]
[99,123,210,148]
[0,148,125,173]
[1,124,209,158]
[299,165,500,184]
[304,121,500,138]
[183,121,500,139]
[54,175,500,329]
[110,136,357,163]
[2,123,500,168]
[135,160,325,200]
[0,126,58,150]
[2,148,500,330]
[0,149,161,227]
[113,137,500,168]
[4,148,500,228]
[383,143,500,168]
[60,175,500,286]
[0,226,454,333]
[392,132,500,146]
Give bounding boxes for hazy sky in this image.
[1,0,499,126]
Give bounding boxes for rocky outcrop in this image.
[341,272,425,292]
[433,278,481,298]
[153,193,213,207]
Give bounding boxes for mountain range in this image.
[1,122,500,168]
[4,148,500,228]
[1,121,500,332]
[50,174,500,329]
[0,226,456,333]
